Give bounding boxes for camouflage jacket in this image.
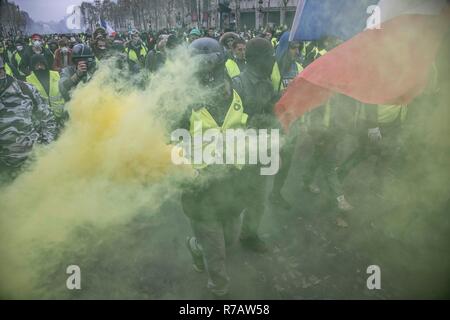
[0,75,57,168]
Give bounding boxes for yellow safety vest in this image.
[14,52,22,66]
[271,37,279,48]
[125,46,148,64]
[313,47,327,59]
[355,103,407,125]
[26,71,65,118]
[13,52,26,76]
[225,59,241,79]
[4,62,13,76]
[189,90,247,169]
[377,105,408,124]
[301,41,311,58]
[271,61,303,92]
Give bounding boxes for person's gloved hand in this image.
[368,127,382,142]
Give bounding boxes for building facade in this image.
[80,0,300,32]
[233,0,299,31]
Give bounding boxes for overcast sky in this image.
[12,0,94,23]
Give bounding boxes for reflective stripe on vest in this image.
[271,61,303,92]
[189,90,247,169]
[125,47,148,64]
[26,71,65,118]
[225,59,241,79]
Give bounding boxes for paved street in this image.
[36,133,450,300]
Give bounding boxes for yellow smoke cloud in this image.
[0,49,198,298]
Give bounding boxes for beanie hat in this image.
[245,38,274,62]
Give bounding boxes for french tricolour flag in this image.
[100,18,116,37]
[276,0,450,130]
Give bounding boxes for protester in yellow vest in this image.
[301,96,354,214]
[303,40,328,67]
[271,37,279,48]
[271,32,304,94]
[232,38,279,252]
[337,101,408,196]
[11,39,27,79]
[125,30,148,70]
[179,38,249,298]
[269,32,307,211]
[225,38,246,79]
[26,54,65,123]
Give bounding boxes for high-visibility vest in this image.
[377,105,408,124]
[355,103,407,125]
[301,41,311,58]
[312,47,327,59]
[225,59,241,79]
[125,46,148,64]
[271,37,279,48]
[26,71,65,118]
[13,52,26,76]
[4,62,13,76]
[189,90,247,169]
[271,61,303,92]
[14,52,22,66]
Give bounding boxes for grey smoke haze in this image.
[12,0,93,23]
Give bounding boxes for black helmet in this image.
[189,38,228,86]
[190,38,225,62]
[72,44,96,71]
[189,38,226,71]
[72,44,95,62]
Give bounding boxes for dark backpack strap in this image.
[17,80,38,108]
